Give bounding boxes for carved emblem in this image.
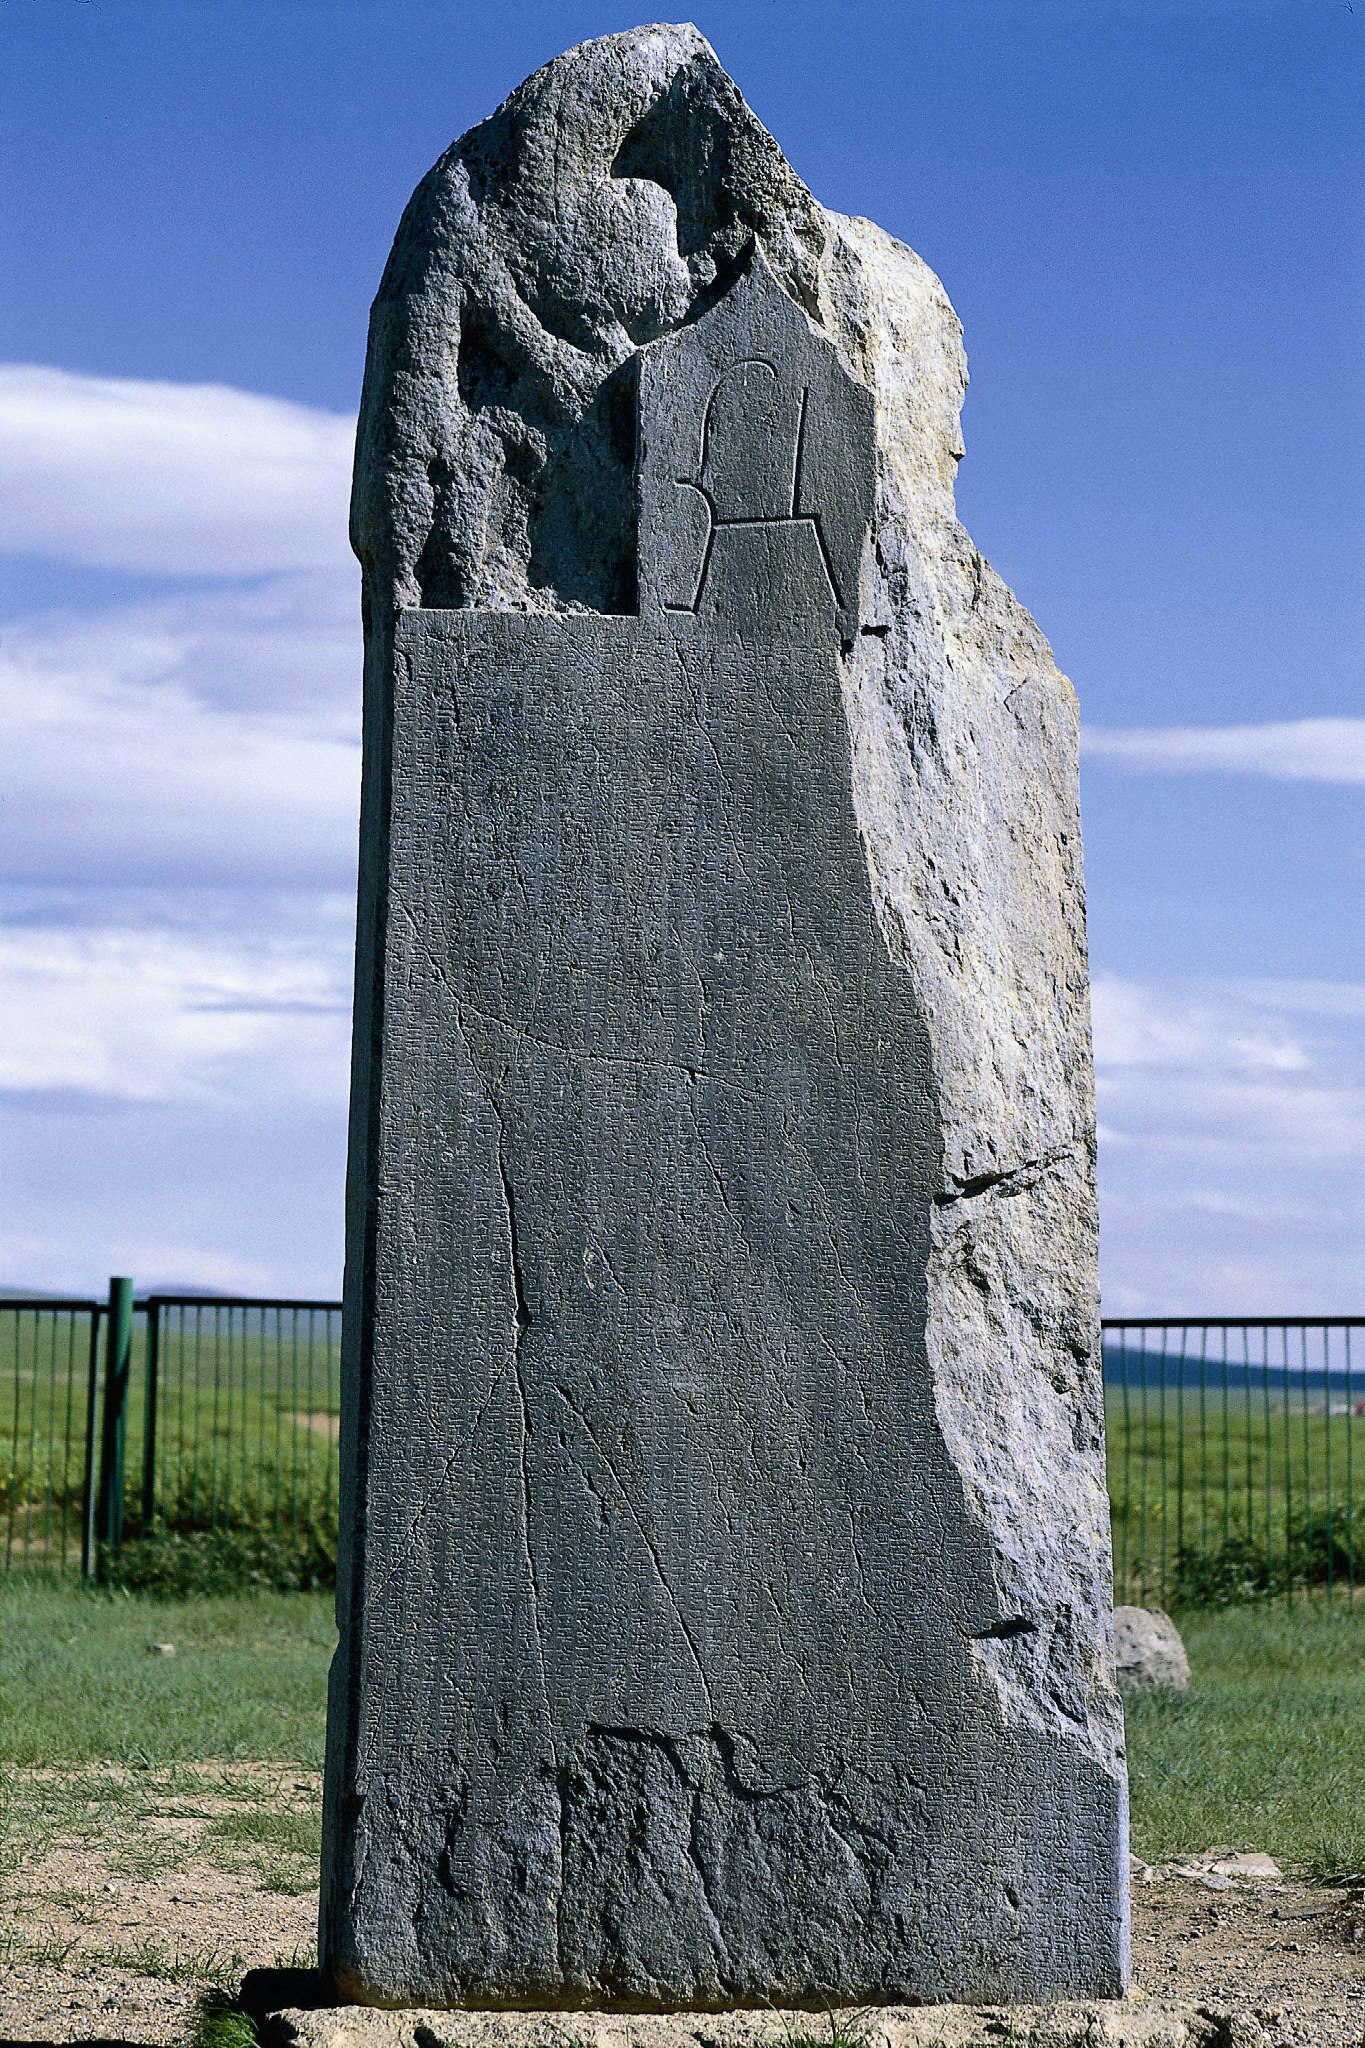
[637,248,876,644]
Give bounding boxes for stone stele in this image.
[321,22,1129,2014]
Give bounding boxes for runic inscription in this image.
[664,362,841,620]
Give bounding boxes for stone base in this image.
[258,1999,1270,2048]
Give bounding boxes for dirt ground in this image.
[1,1769,1363,2046]
[0,1764,318,2046]
[1129,1856,1365,2044]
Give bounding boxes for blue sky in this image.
[0,0,1361,1307]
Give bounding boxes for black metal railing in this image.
[0,1281,341,1579]
[0,1297,105,1576]
[1105,1319,1365,1607]
[4,1290,1363,1605]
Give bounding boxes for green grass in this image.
[0,1583,335,1765]
[0,1303,340,1578]
[1125,1599,1365,1881]
[203,1803,323,1892]
[4,1583,1364,1893]
[0,1589,331,1992]
[774,2013,878,2048]
[192,1994,262,2048]
[203,1806,321,1857]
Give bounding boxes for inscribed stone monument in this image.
[321,24,1128,2013]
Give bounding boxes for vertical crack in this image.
[687,1781,730,1961]
[498,1133,534,1342]
[495,1120,553,1750]
[552,1381,716,1723]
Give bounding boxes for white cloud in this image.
[0,1086,349,1297]
[1231,980,1365,1021]
[0,888,356,1294]
[0,897,353,1111]
[0,1223,285,1300]
[0,573,361,887]
[1092,975,1365,1313]
[1082,717,1365,786]
[0,888,354,1296]
[0,371,363,888]
[1091,975,1309,1077]
[0,363,364,1292]
[0,363,354,576]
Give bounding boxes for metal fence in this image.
[1105,1319,1365,1607]
[0,1280,341,1578]
[3,1289,1363,1604]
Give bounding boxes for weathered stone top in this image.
[353,24,839,616]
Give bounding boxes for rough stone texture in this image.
[324,23,1127,2014]
[266,2003,1271,2048]
[1114,1610,1192,1692]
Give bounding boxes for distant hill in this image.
[1104,1339,1357,1396]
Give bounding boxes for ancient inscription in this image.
[324,34,1127,2014]
[664,359,841,624]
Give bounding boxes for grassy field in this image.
[1126,1601,1365,1882]
[0,1303,340,1582]
[4,1581,1365,1881]
[1,1583,1361,2048]
[0,1585,334,1766]
[1108,1388,1365,1606]
[0,1586,334,2033]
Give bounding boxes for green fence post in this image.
[141,1297,160,1536]
[96,1277,134,1575]
[80,1305,103,1580]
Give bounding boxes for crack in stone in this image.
[935,1145,1075,1207]
[491,1112,555,1750]
[691,1101,743,1235]
[357,1358,511,1633]
[687,1780,731,1963]
[971,1614,1038,1641]
[497,1132,534,1344]
[551,1383,717,1722]
[456,988,762,1103]
[843,1504,878,1621]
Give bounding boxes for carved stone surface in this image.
[637,252,873,643]
[323,24,1127,2014]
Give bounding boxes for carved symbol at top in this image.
[637,247,876,644]
[668,361,844,619]
[700,360,801,521]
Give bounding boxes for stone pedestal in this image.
[263,2002,1260,2048]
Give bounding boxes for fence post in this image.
[141,1297,160,1535]
[80,1306,103,1580]
[96,1276,134,1574]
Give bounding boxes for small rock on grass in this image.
[1114,1607,1190,1690]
